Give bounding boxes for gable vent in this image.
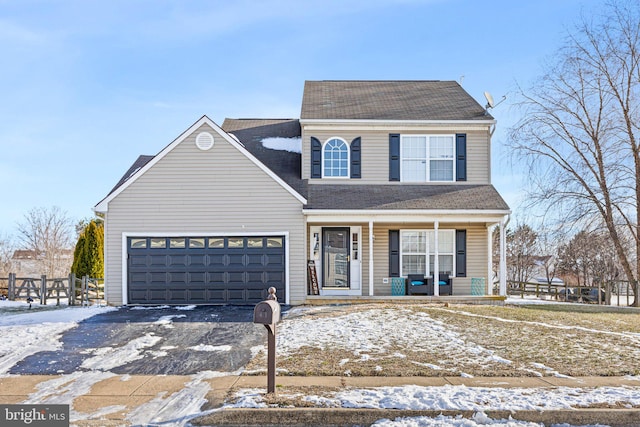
[195,132,214,150]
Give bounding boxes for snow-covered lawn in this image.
[246,302,640,377]
[1,299,639,427]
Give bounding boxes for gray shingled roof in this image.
[301,80,492,121]
[304,184,509,211]
[221,119,306,197]
[107,154,155,195]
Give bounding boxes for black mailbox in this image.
[253,300,280,325]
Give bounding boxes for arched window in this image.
[323,138,349,177]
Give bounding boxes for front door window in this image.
[323,228,350,288]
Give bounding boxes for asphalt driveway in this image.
[10,305,280,375]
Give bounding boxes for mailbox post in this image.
[253,287,280,394]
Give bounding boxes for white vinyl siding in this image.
[103,123,306,306]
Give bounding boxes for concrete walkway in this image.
[1,375,639,426]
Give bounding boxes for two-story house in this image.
[94,80,510,306]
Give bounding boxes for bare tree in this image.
[506,224,539,285]
[557,231,593,288]
[16,206,74,277]
[535,225,564,288]
[509,0,640,306]
[0,234,15,277]
[557,228,626,303]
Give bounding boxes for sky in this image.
[0,0,601,240]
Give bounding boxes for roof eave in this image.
[299,118,496,126]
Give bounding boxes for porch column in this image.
[487,225,494,296]
[433,221,439,296]
[499,218,507,296]
[369,220,374,296]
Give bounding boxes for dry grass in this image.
[245,303,640,378]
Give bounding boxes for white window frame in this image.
[322,137,350,178]
[399,229,455,277]
[400,134,455,182]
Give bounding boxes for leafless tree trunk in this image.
[509,0,640,306]
[0,234,15,277]
[506,224,538,285]
[16,206,74,277]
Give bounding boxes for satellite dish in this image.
[484,91,495,109]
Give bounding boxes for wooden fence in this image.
[507,280,636,306]
[0,274,104,306]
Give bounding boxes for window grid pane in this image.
[402,159,426,181]
[402,231,426,253]
[402,255,426,275]
[430,255,453,276]
[430,160,454,181]
[430,136,454,158]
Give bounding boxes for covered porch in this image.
[303,210,510,300]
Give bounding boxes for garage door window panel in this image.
[170,238,186,248]
[247,238,263,248]
[131,239,147,249]
[228,238,244,248]
[189,238,205,248]
[208,238,224,248]
[150,238,167,248]
[267,238,283,248]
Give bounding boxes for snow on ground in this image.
[0,301,117,374]
[0,301,638,427]
[278,306,514,376]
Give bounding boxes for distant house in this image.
[95,80,511,306]
[529,277,564,286]
[11,249,73,277]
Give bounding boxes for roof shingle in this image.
[301,80,492,121]
[304,184,509,211]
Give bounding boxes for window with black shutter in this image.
[350,137,361,178]
[389,134,400,181]
[311,137,322,178]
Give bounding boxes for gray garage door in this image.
[127,236,285,305]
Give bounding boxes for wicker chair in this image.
[406,274,434,295]
[437,274,452,295]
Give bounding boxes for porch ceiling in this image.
[303,210,508,224]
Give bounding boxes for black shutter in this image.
[456,133,467,181]
[311,137,322,178]
[389,134,400,181]
[456,229,467,277]
[350,137,361,178]
[389,230,400,277]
